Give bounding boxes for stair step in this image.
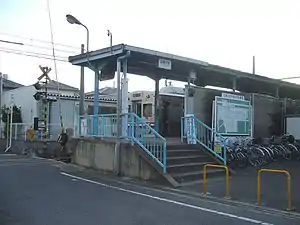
[167,155,211,165]
[172,169,225,184]
[167,144,199,150]
[167,149,203,157]
[167,162,214,174]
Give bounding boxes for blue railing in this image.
[79,113,167,173]
[181,115,227,165]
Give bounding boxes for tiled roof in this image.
[85,87,117,96]
[47,93,116,102]
[3,79,23,89]
[46,80,79,91]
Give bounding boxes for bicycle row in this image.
[225,136,300,168]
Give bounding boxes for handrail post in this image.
[257,169,293,211]
[163,141,167,173]
[225,166,230,198]
[203,164,230,199]
[203,165,207,195]
[222,138,227,165]
[257,170,262,206]
[131,113,134,143]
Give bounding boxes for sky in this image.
[1,0,300,92]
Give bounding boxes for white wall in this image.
[2,86,37,124]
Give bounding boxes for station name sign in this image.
[158,58,172,70]
[221,92,245,100]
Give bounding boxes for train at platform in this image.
[128,85,185,137]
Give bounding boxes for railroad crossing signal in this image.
[33,66,56,102]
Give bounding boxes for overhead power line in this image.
[0,38,79,54]
[0,47,68,60]
[0,49,69,63]
[18,42,78,54]
[0,39,24,45]
[0,31,80,50]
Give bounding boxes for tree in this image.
[1,105,22,138]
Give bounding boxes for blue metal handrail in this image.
[128,113,167,173]
[79,113,167,173]
[181,115,227,165]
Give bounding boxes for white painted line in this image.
[0,154,17,156]
[61,172,273,225]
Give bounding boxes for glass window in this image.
[143,104,153,118]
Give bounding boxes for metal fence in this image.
[9,123,78,141]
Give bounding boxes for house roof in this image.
[47,93,116,102]
[85,87,117,96]
[46,80,78,91]
[3,79,23,89]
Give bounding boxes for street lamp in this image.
[66,14,89,52]
[66,14,90,119]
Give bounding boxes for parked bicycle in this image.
[226,135,300,169]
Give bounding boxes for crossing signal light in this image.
[33,81,45,101]
[34,82,42,90]
[33,92,44,101]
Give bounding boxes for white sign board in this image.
[158,58,172,70]
[80,118,87,136]
[214,96,251,136]
[286,117,300,140]
[221,92,244,100]
[185,114,196,144]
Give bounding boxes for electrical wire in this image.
[0,32,79,50]
[0,38,78,54]
[20,43,78,54]
[47,0,64,131]
[0,47,68,60]
[0,49,69,62]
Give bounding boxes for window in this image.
[143,104,152,118]
[132,102,142,117]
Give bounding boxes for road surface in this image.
[0,154,298,225]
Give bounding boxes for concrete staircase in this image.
[166,138,225,186]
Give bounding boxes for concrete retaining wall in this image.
[0,138,78,157]
[0,137,165,183]
[72,139,164,182]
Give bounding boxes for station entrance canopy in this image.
[69,44,300,99]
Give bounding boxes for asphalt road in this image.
[0,154,299,225]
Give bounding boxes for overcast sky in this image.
[1,0,300,92]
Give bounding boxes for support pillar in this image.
[121,59,129,137]
[116,59,122,138]
[232,77,237,92]
[275,86,279,98]
[154,78,160,132]
[93,71,100,136]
